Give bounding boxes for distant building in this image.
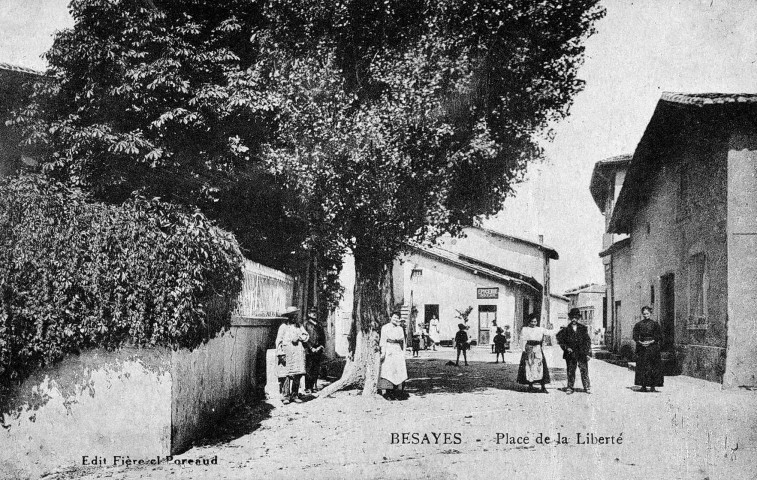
[590,154,632,352]
[0,62,42,177]
[549,293,570,330]
[393,227,559,348]
[594,92,757,388]
[563,283,606,344]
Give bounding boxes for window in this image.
[687,253,708,330]
[479,305,497,329]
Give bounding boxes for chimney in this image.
[538,234,544,244]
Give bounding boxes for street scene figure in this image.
[493,327,507,364]
[378,311,408,398]
[556,308,593,394]
[454,323,470,366]
[428,315,440,351]
[517,315,551,393]
[303,308,325,394]
[275,307,309,404]
[411,329,421,357]
[633,306,664,392]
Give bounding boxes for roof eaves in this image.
[474,227,559,260]
[0,62,44,77]
[409,244,542,293]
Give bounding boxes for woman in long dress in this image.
[633,306,664,392]
[428,316,440,351]
[379,311,408,398]
[276,308,309,404]
[517,315,552,393]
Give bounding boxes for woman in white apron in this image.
[378,311,408,398]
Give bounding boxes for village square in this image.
[1,0,757,479]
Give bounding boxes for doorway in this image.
[478,305,496,345]
[423,304,439,331]
[660,274,675,351]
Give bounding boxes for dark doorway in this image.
[424,304,439,329]
[660,274,675,351]
[478,305,496,345]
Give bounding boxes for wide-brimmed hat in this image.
[281,306,300,317]
[568,307,581,319]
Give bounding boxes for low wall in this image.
[0,348,172,480]
[171,316,280,452]
[0,260,293,477]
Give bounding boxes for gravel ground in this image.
[48,346,757,480]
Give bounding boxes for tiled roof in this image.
[0,62,44,76]
[661,92,757,107]
[564,283,605,295]
[409,244,543,293]
[474,227,559,260]
[589,154,632,212]
[608,91,757,234]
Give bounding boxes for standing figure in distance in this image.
[454,323,470,366]
[503,326,512,351]
[517,314,552,393]
[275,307,309,404]
[556,308,593,394]
[379,311,409,398]
[493,327,507,364]
[633,306,664,392]
[428,315,440,351]
[411,328,421,357]
[304,307,325,394]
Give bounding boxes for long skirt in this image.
[517,343,550,384]
[378,342,408,389]
[635,343,664,387]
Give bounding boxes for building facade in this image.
[394,227,559,347]
[593,92,757,387]
[563,283,606,344]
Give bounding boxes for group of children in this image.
[452,323,511,366]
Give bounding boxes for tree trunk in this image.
[317,253,393,398]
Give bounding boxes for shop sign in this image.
[477,287,499,299]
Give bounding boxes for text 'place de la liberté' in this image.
[389,432,624,446]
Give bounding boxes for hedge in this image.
[0,175,244,388]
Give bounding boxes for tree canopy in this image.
[14,0,304,270]
[13,0,604,394]
[256,0,605,394]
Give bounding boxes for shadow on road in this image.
[191,399,274,448]
[402,356,567,398]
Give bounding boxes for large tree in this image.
[258,0,605,396]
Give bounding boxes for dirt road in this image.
[50,346,757,480]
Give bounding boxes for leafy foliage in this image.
[260,0,605,300]
[0,175,244,388]
[10,0,305,271]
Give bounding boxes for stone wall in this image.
[0,261,294,478]
[725,132,757,388]
[613,130,729,382]
[0,349,172,480]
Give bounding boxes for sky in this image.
[2,0,757,293]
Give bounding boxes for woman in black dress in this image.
[632,306,664,392]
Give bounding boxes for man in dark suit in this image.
[303,308,325,394]
[556,308,592,394]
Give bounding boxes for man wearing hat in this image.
[275,306,309,404]
[556,308,592,394]
[303,307,325,394]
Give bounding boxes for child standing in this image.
[412,331,421,357]
[454,323,469,366]
[493,327,507,363]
